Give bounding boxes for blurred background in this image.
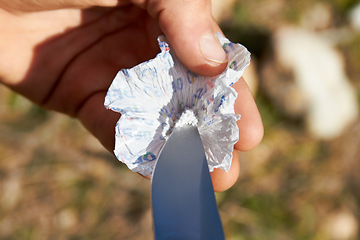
[1,0,360,239]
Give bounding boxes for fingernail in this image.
[200,33,228,65]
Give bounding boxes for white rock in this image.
[322,210,358,240]
[349,3,360,32]
[274,27,358,139]
[57,208,78,230]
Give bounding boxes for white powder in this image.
[174,109,198,128]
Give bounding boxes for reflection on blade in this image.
[151,125,225,240]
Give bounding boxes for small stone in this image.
[272,27,358,139]
[349,3,360,32]
[322,210,358,240]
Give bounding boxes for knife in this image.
[151,125,225,240]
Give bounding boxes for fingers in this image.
[233,77,264,151]
[210,77,263,192]
[77,91,120,152]
[210,150,240,192]
[91,0,228,78]
[95,0,227,77]
[144,0,228,77]
[3,0,226,77]
[75,0,227,77]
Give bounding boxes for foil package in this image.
[104,34,250,176]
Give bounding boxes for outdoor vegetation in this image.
[1,0,360,239]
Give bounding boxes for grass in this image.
[1,0,360,239]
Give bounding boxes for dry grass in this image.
[1,0,360,239]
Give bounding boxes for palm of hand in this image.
[2,5,161,149]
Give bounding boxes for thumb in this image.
[146,0,228,77]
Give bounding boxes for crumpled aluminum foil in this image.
[104,34,250,176]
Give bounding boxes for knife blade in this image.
[151,125,225,240]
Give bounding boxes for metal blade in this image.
[151,125,225,240]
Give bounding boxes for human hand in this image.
[0,0,263,192]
